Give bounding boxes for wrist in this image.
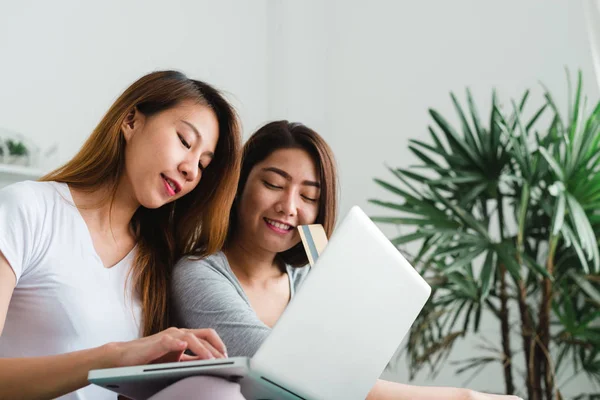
[96,342,124,369]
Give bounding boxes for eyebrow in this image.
[262,167,321,188]
[181,120,214,159]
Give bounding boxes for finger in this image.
[198,338,226,359]
[148,334,187,363]
[179,332,216,360]
[191,328,228,357]
[151,349,186,364]
[180,354,202,362]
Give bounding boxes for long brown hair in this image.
[41,70,242,335]
[227,120,338,267]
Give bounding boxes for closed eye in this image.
[263,180,282,190]
[302,195,318,202]
[178,133,191,149]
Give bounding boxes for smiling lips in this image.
[161,173,181,196]
[264,217,294,234]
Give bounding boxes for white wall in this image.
[0,0,270,170]
[1,0,598,395]
[268,0,599,396]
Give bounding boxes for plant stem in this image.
[539,237,558,400]
[499,265,514,394]
[517,280,535,400]
[515,183,537,400]
[515,195,535,399]
[497,194,515,394]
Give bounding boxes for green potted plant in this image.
[371,71,600,400]
[2,138,30,166]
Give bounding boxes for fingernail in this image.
[224,352,229,358]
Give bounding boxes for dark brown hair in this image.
[227,120,338,267]
[41,70,242,335]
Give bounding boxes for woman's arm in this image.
[367,379,523,400]
[0,251,227,400]
[172,256,271,357]
[0,343,116,399]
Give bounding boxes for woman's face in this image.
[237,148,321,254]
[121,100,219,209]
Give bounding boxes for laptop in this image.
[88,205,432,400]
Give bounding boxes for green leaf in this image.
[562,225,591,274]
[453,356,497,375]
[386,166,424,196]
[473,302,483,332]
[568,270,600,306]
[396,169,433,185]
[539,147,565,181]
[522,253,552,279]
[428,126,449,155]
[462,302,475,332]
[551,193,566,237]
[368,199,417,214]
[445,247,486,274]
[566,193,600,272]
[410,138,467,166]
[558,294,576,329]
[569,70,583,143]
[479,250,495,300]
[430,189,490,239]
[390,231,431,246]
[370,216,431,225]
[466,89,485,148]
[459,182,489,207]
[429,109,485,171]
[435,244,479,259]
[409,145,444,170]
[448,299,468,332]
[451,92,481,156]
[374,179,421,204]
[489,91,501,153]
[511,100,532,169]
[494,243,521,282]
[370,217,458,230]
[428,173,484,184]
[370,197,450,223]
[526,102,549,132]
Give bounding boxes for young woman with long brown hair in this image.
[0,70,242,399]
[172,120,523,400]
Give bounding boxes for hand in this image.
[108,327,228,368]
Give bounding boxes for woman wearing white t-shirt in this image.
[0,71,244,399]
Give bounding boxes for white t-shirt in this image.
[0,180,142,400]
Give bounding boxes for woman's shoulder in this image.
[174,251,233,280]
[0,180,68,202]
[0,180,68,214]
[287,264,311,295]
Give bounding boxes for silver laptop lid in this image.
[250,205,431,400]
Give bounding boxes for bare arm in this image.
[0,344,117,399]
[0,251,228,400]
[0,250,15,335]
[0,251,116,398]
[367,379,523,400]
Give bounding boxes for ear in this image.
[121,107,143,142]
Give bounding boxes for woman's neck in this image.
[69,176,139,238]
[224,236,284,284]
